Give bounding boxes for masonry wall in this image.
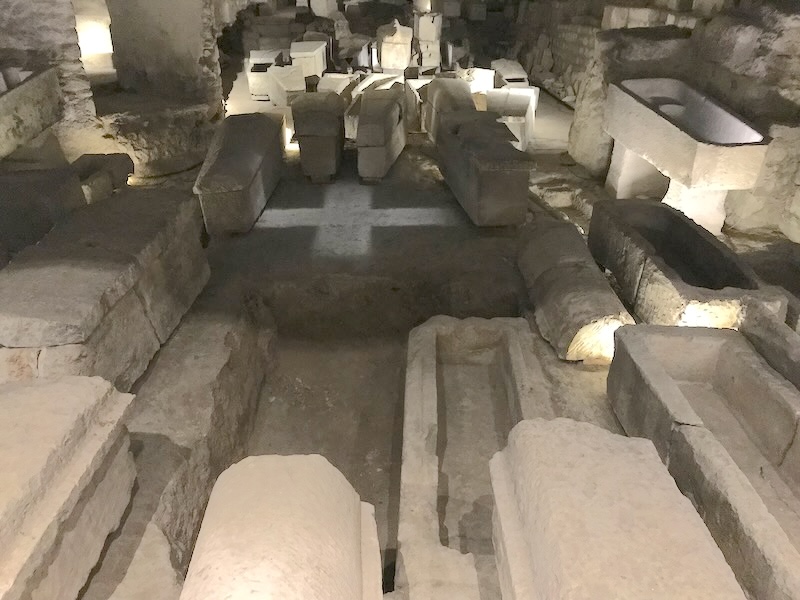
[0,0,95,123]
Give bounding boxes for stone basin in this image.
[604,78,769,234]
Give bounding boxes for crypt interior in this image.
[1,0,800,597]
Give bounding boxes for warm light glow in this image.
[76,19,114,57]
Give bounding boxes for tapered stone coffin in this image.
[194,113,284,235]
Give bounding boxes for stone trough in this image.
[397,315,553,600]
[608,325,800,600]
[604,78,768,234]
[588,199,785,328]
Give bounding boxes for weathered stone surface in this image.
[588,199,786,328]
[609,325,800,600]
[290,40,327,78]
[180,455,382,600]
[0,189,208,389]
[491,418,747,600]
[485,86,539,151]
[518,218,633,364]
[376,19,413,72]
[357,88,406,181]
[0,167,86,256]
[292,92,345,181]
[80,283,275,600]
[0,377,134,600]
[0,68,62,159]
[398,316,553,600]
[436,111,530,226]
[194,113,284,234]
[71,153,135,189]
[422,78,475,143]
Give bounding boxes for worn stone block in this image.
[377,20,413,72]
[180,455,382,600]
[422,78,474,143]
[491,418,747,600]
[292,92,345,181]
[290,40,327,78]
[194,113,284,235]
[357,89,406,181]
[0,67,62,160]
[518,218,633,364]
[0,377,134,600]
[0,189,208,390]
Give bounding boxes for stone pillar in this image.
[106,0,222,105]
[662,180,728,235]
[605,142,669,199]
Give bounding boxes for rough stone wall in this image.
[0,0,95,123]
[567,27,692,175]
[683,1,800,237]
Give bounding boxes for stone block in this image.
[264,65,306,107]
[417,41,441,68]
[180,455,382,600]
[422,77,475,143]
[606,142,670,199]
[485,86,539,151]
[290,40,328,78]
[310,0,338,16]
[0,67,62,160]
[357,89,407,181]
[455,66,495,93]
[491,418,748,600]
[518,218,634,364]
[292,92,345,182]
[414,12,443,41]
[80,171,114,204]
[491,59,528,87]
[436,111,530,226]
[0,167,86,256]
[0,188,208,390]
[608,325,800,600]
[0,377,134,600]
[377,19,413,72]
[588,199,786,328]
[194,113,284,235]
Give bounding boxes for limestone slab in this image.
[518,218,634,364]
[491,418,747,600]
[397,316,553,600]
[0,377,134,600]
[194,113,284,235]
[414,12,442,41]
[588,199,786,328]
[608,325,800,600]
[290,40,327,78]
[264,65,306,107]
[180,455,382,600]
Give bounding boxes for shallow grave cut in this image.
[608,325,800,600]
[397,315,554,600]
